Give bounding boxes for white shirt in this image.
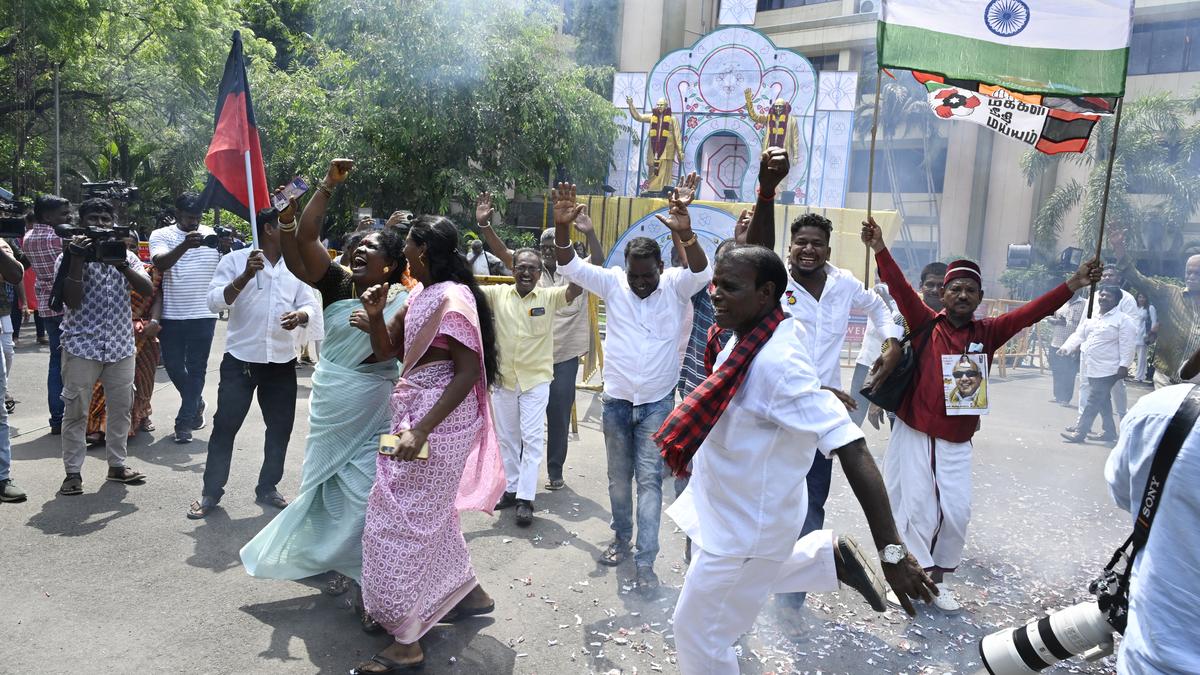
[1117,288,1138,318]
[207,249,319,364]
[470,252,490,276]
[149,225,221,320]
[783,264,903,388]
[1105,384,1200,675]
[558,255,711,405]
[667,317,865,561]
[1060,306,1137,378]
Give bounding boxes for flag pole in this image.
[1086,98,1124,319]
[863,67,883,289]
[244,149,262,289]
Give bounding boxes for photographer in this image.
[1104,371,1200,673]
[149,192,221,443]
[23,195,72,433]
[55,198,151,496]
[0,237,25,501]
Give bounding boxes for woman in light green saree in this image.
[241,159,413,583]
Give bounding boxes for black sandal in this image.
[597,540,630,567]
[186,498,218,520]
[439,601,495,623]
[348,653,423,674]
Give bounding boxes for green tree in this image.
[1022,91,1200,267]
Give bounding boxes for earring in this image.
[383,265,390,274]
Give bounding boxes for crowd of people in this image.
[1,147,1197,674]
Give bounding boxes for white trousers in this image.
[673,533,838,675]
[492,382,551,501]
[884,418,972,571]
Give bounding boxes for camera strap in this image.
[1106,384,1200,577]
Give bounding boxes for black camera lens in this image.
[201,234,220,248]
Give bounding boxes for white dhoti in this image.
[672,532,839,675]
[884,418,972,571]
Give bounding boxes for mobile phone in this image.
[378,433,429,460]
[272,176,310,211]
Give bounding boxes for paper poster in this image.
[943,353,989,416]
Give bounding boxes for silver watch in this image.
[879,543,906,565]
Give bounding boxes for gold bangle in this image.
[278,219,298,233]
[678,231,698,247]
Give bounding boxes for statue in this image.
[626,96,683,194]
[744,89,799,187]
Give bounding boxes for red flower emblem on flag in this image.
[932,88,981,119]
[686,117,699,129]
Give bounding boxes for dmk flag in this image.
[198,31,270,223]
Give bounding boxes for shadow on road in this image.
[182,506,275,573]
[241,593,516,674]
[25,480,138,536]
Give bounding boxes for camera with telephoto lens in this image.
[81,180,140,202]
[201,226,235,249]
[56,224,135,265]
[978,569,1127,673]
[0,188,30,238]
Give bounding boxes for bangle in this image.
[479,223,493,229]
[232,279,247,292]
[317,182,334,197]
[555,241,574,250]
[678,231,698,247]
[756,186,776,202]
[277,219,297,233]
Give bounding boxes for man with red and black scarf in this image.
[660,244,935,674]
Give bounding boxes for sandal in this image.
[439,600,495,624]
[139,418,155,433]
[597,539,630,567]
[59,473,84,496]
[187,497,219,520]
[353,582,385,634]
[106,466,147,484]
[255,490,289,509]
[349,653,423,674]
[544,478,566,491]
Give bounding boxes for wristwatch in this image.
[879,543,907,565]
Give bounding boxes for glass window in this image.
[1128,25,1153,76]
[1149,23,1187,74]
[849,148,946,193]
[1127,20,1200,75]
[756,0,839,10]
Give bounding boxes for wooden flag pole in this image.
[864,68,883,289]
[1087,98,1124,319]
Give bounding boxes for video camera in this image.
[0,187,30,238]
[202,226,236,249]
[55,224,135,265]
[82,180,140,202]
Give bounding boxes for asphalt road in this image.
[2,322,1135,674]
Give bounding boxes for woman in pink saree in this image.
[353,216,504,673]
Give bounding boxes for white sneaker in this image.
[933,583,962,613]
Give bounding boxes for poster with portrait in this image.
[942,353,989,416]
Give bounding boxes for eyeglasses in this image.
[954,370,981,379]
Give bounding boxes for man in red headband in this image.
[661,244,935,673]
[861,218,1102,613]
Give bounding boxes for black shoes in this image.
[515,500,534,527]
[635,565,660,598]
[494,491,517,510]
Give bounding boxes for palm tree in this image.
[1022,91,1200,272]
[853,57,947,270]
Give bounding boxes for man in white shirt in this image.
[554,177,711,596]
[186,209,318,519]
[1060,286,1137,444]
[1105,380,1200,674]
[149,192,222,443]
[743,159,902,608]
[665,245,935,673]
[1075,266,1139,420]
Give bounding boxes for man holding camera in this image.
[1104,371,1200,673]
[23,195,73,433]
[56,198,153,495]
[149,192,222,443]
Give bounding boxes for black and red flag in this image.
[197,31,270,226]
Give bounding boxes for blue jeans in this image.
[0,351,11,481]
[159,318,217,432]
[601,393,673,568]
[44,315,64,427]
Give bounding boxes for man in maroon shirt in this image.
[860,217,1101,613]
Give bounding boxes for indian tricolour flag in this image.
[878,0,1135,97]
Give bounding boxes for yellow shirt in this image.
[481,283,571,390]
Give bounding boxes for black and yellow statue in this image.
[626,96,683,194]
[743,88,800,168]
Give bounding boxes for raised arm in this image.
[654,172,707,274]
[991,258,1101,345]
[361,283,403,361]
[284,159,354,285]
[861,217,937,329]
[552,183,586,267]
[573,205,606,265]
[745,147,789,249]
[626,96,651,123]
[1110,228,1172,307]
[475,192,514,271]
[743,88,768,123]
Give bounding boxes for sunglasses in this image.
[954,370,981,379]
